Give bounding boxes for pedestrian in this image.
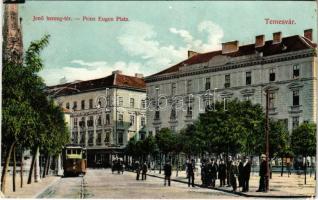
[238,158,244,189]
[164,161,172,186]
[226,156,232,187]
[112,159,117,174]
[187,159,195,187]
[135,161,141,180]
[242,156,251,192]
[256,154,267,192]
[118,159,122,174]
[206,159,212,187]
[218,159,226,187]
[200,159,206,186]
[142,162,148,180]
[230,160,238,192]
[211,159,218,188]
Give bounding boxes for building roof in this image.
[47,73,146,97]
[149,35,316,78]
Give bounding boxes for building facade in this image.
[47,71,147,167]
[145,30,317,135]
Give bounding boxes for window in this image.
[118,97,123,107]
[205,78,211,90]
[141,116,146,127]
[269,92,275,109]
[97,115,102,126]
[73,101,77,110]
[224,74,230,88]
[187,105,193,117]
[139,132,145,140]
[293,65,300,79]
[130,115,135,126]
[155,111,160,120]
[246,72,252,85]
[72,132,78,144]
[130,98,135,108]
[269,69,276,82]
[186,80,192,93]
[141,100,146,109]
[293,90,299,106]
[104,131,110,144]
[118,132,124,145]
[80,131,85,145]
[79,117,85,128]
[170,105,176,119]
[66,102,70,109]
[88,116,94,127]
[81,100,85,110]
[155,86,160,96]
[170,126,176,132]
[292,116,299,129]
[118,114,124,126]
[148,131,153,137]
[89,99,93,109]
[171,83,176,96]
[88,131,94,146]
[105,113,110,125]
[96,130,102,145]
[155,127,160,134]
[73,118,78,128]
[106,96,110,106]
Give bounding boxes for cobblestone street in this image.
[39,169,240,199]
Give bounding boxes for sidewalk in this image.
[146,170,315,198]
[3,174,61,198]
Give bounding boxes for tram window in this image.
[67,149,71,154]
[77,149,81,154]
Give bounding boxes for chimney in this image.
[255,35,265,48]
[188,50,199,58]
[273,32,282,44]
[112,70,122,75]
[135,73,144,78]
[304,29,312,41]
[222,41,239,54]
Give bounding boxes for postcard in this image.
[1,0,317,198]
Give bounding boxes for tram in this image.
[62,144,87,176]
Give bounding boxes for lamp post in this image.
[265,89,270,192]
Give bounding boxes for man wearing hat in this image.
[242,156,251,192]
[164,160,172,186]
[257,154,267,192]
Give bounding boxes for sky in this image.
[19,1,317,86]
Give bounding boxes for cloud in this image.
[43,20,224,85]
[42,60,143,86]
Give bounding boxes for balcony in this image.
[268,107,278,115]
[289,105,302,114]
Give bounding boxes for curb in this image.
[33,176,61,198]
[136,171,314,198]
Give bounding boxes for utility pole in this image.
[265,89,270,192]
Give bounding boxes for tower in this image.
[3,4,23,64]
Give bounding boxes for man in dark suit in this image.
[257,154,267,192]
[135,161,141,180]
[242,157,251,192]
[226,156,232,187]
[142,162,148,180]
[187,159,195,187]
[238,158,244,189]
[218,159,226,187]
[164,161,172,186]
[211,159,218,188]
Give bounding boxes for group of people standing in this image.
[200,156,251,192]
[111,158,124,174]
[134,161,149,180]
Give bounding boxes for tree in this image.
[291,122,316,184]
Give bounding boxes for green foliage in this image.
[291,122,316,156]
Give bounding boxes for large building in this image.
[145,30,317,134]
[47,71,147,167]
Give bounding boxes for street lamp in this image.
[264,89,270,192]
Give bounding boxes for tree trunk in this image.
[20,150,23,188]
[42,154,49,178]
[27,146,38,184]
[13,145,16,192]
[46,156,51,175]
[159,153,162,174]
[1,142,16,193]
[281,156,284,177]
[176,154,179,177]
[304,159,307,185]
